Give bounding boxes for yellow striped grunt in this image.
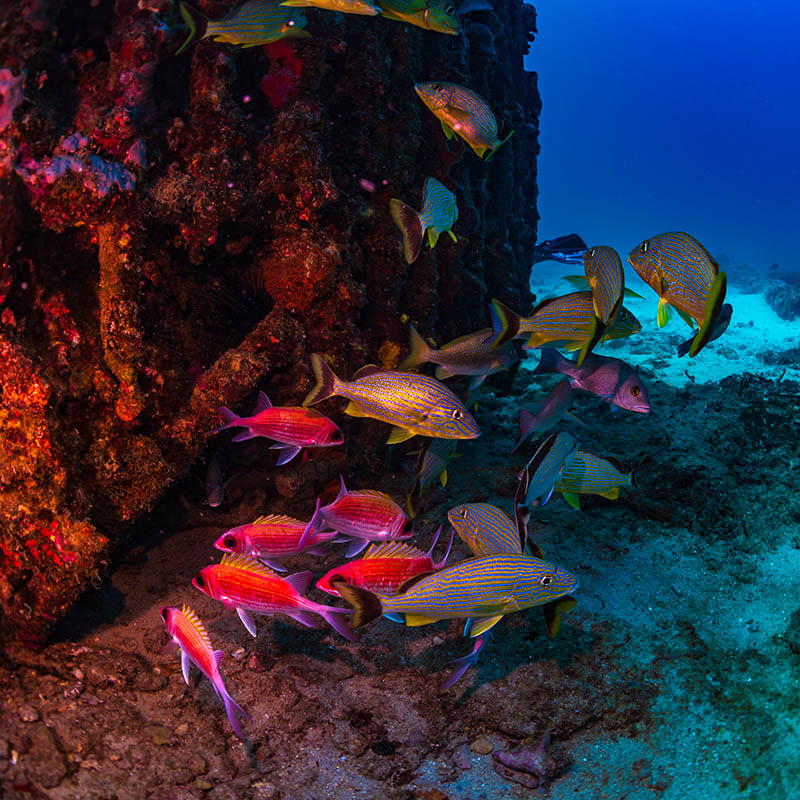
[389,178,458,264]
[555,451,632,509]
[488,293,641,351]
[303,354,480,443]
[576,245,625,365]
[281,0,380,15]
[336,555,578,637]
[177,0,310,54]
[447,503,523,557]
[415,82,513,159]
[628,231,728,357]
[378,0,460,34]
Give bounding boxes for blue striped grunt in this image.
[533,348,650,414]
[555,451,632,509]
[448,503,523,556]
[176,0,309,54]
[335,555,578,635]
[576,245,625,365]
[628,231,728,357]
[303,354,480,443]
[488,295,641,350]
[415,82,513,159]
[281,0,380,15]
[389,178,458,264]
[511,379,575,453]
[521,431,578,507]
[406,438,458,517]
[400,324,517,389]
[378,0,460,34]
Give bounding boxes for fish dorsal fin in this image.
[353,364,384,380]
[251,513,303,526]
[353,489,396,502]
[253,391,272,415]
[219,553,280,578]
[605,456,626,473]
[364,541,426,560]
[180,605,212,649]
[283,571,313,595]
[397,571,436,594]
[336,475,348,501]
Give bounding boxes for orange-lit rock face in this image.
[0,0,540,643]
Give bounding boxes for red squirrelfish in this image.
[192,554,357,641]
[316,527,453,597]
[160,605,247,738]
[300,476,413,558]
[213,514,343,572]
[210,390,344,465]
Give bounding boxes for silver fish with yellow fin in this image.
[415,81,513,159]
[177,0,309,53]
[628,231,728,357]
[390,178,458,264]
[303,354,480,444]
[378,0,460,34]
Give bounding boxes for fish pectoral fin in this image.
[386,426,416,445]
[471,143,490,159]
[542,595,578,639]
[427,228,441,248]
[440,469,448,487]
[180,650,192,685]
[345,400,369,417]
[237,607,258,638]
[443,105,473,126]
[600,488,620,500]
[440,119,456,140]
[623,287,646,300]
[467,614,504,638]
[447,230,457,242]
[676,307,696,329]
[404,613,437,627]
[560,491,581,509]
[656,298,674,328]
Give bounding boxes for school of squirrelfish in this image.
[160,0,733,739]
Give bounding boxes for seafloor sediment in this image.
[0,0,539,643]
[2,362,798,799]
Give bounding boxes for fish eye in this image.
[631,386,641,397]
[540,574,553,586]
[458,508,467,518]
[332,430,344,443]
[329,574,347,586]
[641,241,649,253]
[431,83,442,91]
[194,574,205,589]
[452,409,463,420]
[223,535,237,549]
[446,4,455,11]
[160,608,169,622]
[588,247,595,257]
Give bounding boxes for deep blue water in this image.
[526,0,800,276]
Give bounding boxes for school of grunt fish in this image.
[160,0,733,739]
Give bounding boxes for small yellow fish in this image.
[378,0,460,34]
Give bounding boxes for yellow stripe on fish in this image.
[378,0,460,34]
[555,451,632,509]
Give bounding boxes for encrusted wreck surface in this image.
[0,0,540,642]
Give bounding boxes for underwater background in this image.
[0,0,799,798]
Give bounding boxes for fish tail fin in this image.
[212,673,248,738]
[532,347,563,376]
[399,323,432,370]
[675,335,692,358]
[431,526,454,570]
[511,409,536,453]
[303,353,341,407]
[487,298,520,347]
[334,581,383,629]
[298,498,322,548]
[317,606,358,642]
[176,2,208,55]
[689,271,727,357]
[389,198,424,264]
[576,315,606,366]
[207,407,239,435]
[485,129,514,162]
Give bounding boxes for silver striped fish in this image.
[336,555,579,636]
[488,295,641,351]
[522,431,578,507]
[415,82,513,159]
[389,178,458,264]
[628,231,728,357]
[303,354,480,443]
[448,503,523,556]
[177,0,309,54]
[555,451,632,509]
[400,324,516,388]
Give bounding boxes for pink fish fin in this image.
[216,677,248,739]
[433,526,455,570]
[207,407,239,435]
[274,445,302,466]
[289,610,323,629]
[426,524,442,556]
[434,365,456,380]
[231,430,257,442]
[389,198,423,264]
[263,558,287,572]
[304,545,329,556]
[315,606,358,642]
[298,498,322,548]
[253,390,272,414]
[213,649,224,668]
[160,640,179,655]
[345,538,369,558]
[237,607,257,637]
[284,570,314,595]
[336,475,348,500]
[532,348,563,376]
[441,634,489,690]
[181,650,192,684]
[399,323,432,370]
[511,409,537,453]
[468,374,487,391]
